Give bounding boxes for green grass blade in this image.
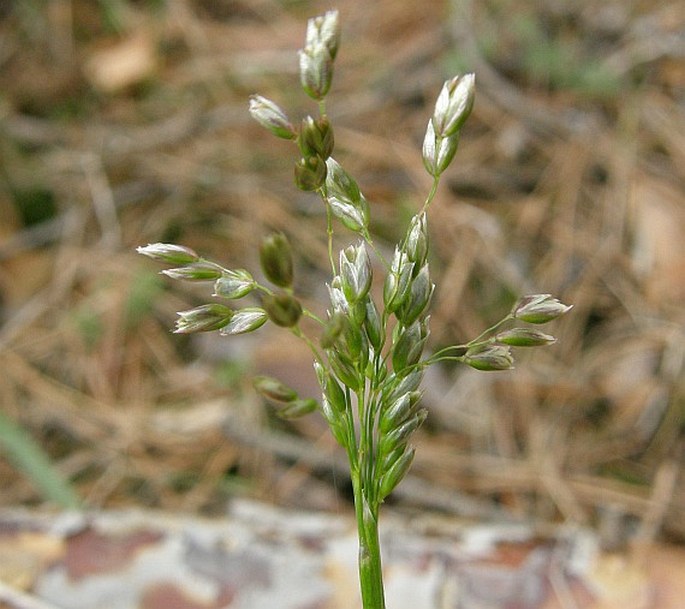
[0,411,80,509]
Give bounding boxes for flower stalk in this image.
[138,10,571,609]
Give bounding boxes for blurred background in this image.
[0,0,683,553]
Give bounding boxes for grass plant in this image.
[139,10,570,608]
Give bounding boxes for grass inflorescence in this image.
[138,10,571,608]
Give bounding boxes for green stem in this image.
[354,360,386,609]
[301,308,326,326]
[320,190,337,275]
[351,470,386,609]
[254,283,275,296]
[421,175,441,214]
[290,326,324,367]
[467,313,514,345]
[363,231,390,272]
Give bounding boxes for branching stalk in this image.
[138,10,571,608]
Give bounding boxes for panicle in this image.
[495,327,556,347]
[253,375,298,402]
[432,74,475,138]
[213,270,255,300]
[383,248,414,313]
[174,304,233,334]
[512,294,573,324]
[464,344,514,371]
[298,115,334,160]
[325,158,370,232]
[136,243,199,265]
[260,233,294,288]
[162,262,223,282]
[339,242,372,303]
[248,95,296,140]
[404,212,429,266]
[395,264,433,326]
[299,10,340,100]
[305,10,340,59]
[263,292,303,328]
[219,307,268,335]
[422,118,459,177]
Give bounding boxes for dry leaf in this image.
[83,33,157,93]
